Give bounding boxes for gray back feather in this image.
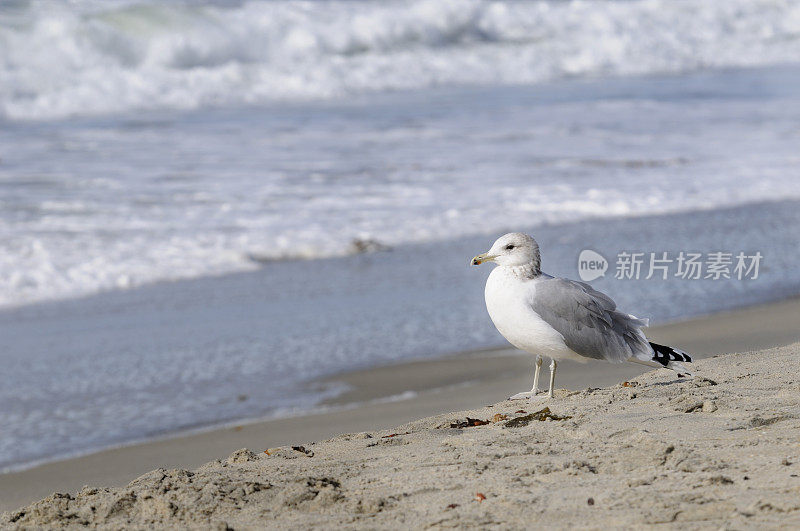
[528,277,650,363]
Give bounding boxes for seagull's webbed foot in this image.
[509,390,546,400]
[509,355,546,400]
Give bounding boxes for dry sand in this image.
[4,341,800,529]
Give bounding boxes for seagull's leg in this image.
[509,355,544,400]
[547,358,557,399]
[531,355,543,394]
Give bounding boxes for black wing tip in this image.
[648,341,693,366]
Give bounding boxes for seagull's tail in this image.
[631,342,694,377]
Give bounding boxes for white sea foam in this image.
[2,64,800,309]
[1,0,799,120]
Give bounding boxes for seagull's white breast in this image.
[484,267,582,361]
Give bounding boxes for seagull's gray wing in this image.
[528,277,650,363]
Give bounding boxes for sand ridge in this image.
[4,345,800,529]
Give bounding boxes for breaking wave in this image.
[1,0,799,120]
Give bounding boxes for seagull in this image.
[471,233,692,399]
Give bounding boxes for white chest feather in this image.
[484,267,580,360]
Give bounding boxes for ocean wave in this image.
[1,0,799,120]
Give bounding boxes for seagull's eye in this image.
[505,244,515,250]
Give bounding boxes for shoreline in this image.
[3,197,799,486]
[2,295,800,513]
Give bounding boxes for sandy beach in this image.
[2,297,799,525]
[4,338,800,528]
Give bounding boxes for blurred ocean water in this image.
[1,0,800,307]
[2,64,800,307]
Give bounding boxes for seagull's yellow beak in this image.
[471,252,497,266]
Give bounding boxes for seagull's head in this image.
[471,233,541,268]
